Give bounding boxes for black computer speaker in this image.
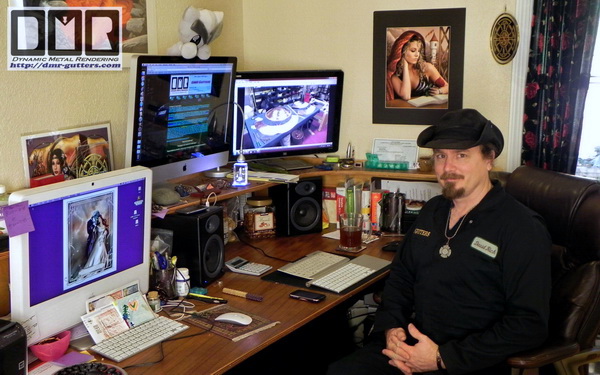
[152,206,224,287]
[269,176,322,236]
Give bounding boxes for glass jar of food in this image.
[244,197,276,238]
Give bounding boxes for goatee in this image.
[442,182,465,200]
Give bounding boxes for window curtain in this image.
[522,0,600,173]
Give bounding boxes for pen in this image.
[188,293,228,304]
[222,288,264,302]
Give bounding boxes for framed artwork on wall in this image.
[372,8,465,124]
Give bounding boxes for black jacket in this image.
[373,181,552,374]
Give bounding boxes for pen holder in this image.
[151,268,177,301]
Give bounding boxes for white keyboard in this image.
[278,251,347,279]
[90,316,189,362]
[309,263,376,293]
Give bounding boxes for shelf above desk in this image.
[162,157,436,214]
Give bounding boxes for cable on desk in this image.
[237,236,294,263]
[162,299,196,320]
[206,191,218,207]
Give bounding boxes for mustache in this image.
[440,173,464,180]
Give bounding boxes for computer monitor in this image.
[231,70,343,170]
[8,166,152,345]
[125,55,237,183]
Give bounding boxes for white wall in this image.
[0,0,520,192]
[238,0,520,170]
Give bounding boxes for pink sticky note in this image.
[3,201,35,237]
[152,208,169,219]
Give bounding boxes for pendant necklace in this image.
[439,208,469,259]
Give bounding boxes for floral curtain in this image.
[522,0,600,173]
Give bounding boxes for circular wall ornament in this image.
[490,12,519,64]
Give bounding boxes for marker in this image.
[188,293,228,304]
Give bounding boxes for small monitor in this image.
[125,55,237,183]
[9,166,152,345]
[231,70,343,169]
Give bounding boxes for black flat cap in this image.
[416,108,504,157]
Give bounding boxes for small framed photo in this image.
[372,138,419,168]
[22,123,113,187]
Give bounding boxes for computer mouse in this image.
[215,312,253,326]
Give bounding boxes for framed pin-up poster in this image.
[372,8,465,124]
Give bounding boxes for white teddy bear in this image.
[166,6,224,60]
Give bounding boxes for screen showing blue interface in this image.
[133,61,235,167]
[27,178,146,306]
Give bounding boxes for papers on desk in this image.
[81,281,156,344]
[227,171,299,183]
[81,304,129,344]
[86,281,140,313]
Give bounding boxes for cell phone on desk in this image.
[289,289,326,303]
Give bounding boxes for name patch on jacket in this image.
[413,228,430,237]
[471,237,498,258]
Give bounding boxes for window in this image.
[576,29,600,180]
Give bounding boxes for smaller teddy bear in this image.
[167,6,224,60]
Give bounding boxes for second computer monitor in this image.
[231,70,343,164]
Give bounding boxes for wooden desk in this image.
[106,233,398,375]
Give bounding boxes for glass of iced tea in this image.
[339,213,363,251]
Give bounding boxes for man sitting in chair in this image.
[328,108,552,375]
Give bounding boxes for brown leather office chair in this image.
[499,166,600,375]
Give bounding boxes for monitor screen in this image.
[9,166,152,345]
[231,70,343,161]
[125,55,237,183]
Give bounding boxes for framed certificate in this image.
[372,138,419,167]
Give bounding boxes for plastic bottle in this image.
[147,291,161,312]
[176,268,190,297]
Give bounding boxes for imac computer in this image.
[125,55,237,182]
[8,166,153,345]
[231,70,344,171]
